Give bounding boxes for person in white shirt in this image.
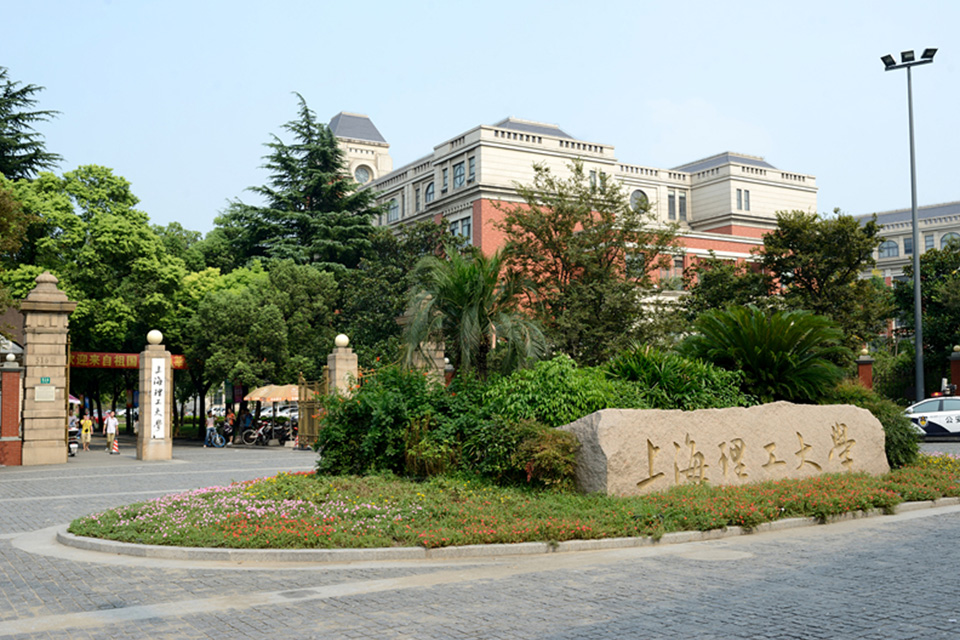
[104,411,119,453]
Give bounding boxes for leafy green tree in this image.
[403,247,546,379]
[214,94,379,272]
[153,222,205,272]
[682,252,773,320]
[0,67,62,179]
[496,160,678,365]
[679,305,850,403]
[758,210,892,347]
[893,239,960,394]
[337,221,450,366]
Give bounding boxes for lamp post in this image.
[881,47,937,402]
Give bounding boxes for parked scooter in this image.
[67,424,79,457]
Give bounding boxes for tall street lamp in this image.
[881,47,936,401]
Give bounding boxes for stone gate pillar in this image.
[137,330,173,460]
[20,272,77,466]
[1,354,23,466]
[327,334,359,395]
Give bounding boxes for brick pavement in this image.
[0,438,958,639]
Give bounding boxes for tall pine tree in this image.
[0,67,62,179]
[215,94,379,272]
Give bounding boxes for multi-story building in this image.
[857,201,960,283]
[330,112,818,277]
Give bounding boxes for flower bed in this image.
[67,454,960,549]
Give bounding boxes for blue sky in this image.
[4,0,958,234]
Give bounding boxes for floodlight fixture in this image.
[881,54,896,69]
[922,48,937,60]
[901,50,915,63]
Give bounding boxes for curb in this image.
[56,497,960,564]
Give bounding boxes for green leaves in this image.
[496,160,680,364]
[679,305,850,404]
[403,246,546,378]
[0,66,62,180]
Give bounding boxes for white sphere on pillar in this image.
[147,330,163,345]
[335,334,349,348]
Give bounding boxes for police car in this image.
[905,396,960,435]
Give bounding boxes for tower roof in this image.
[673,152,777,173]
[491,117,574,140]
[329,112,387,144]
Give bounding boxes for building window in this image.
[943,232,960,248]
[415,187,421,212]
[442,168,449,192]
[468,156,476,181]
[878,240,899,259]
[736,189,751,211]
[448,217,472,245]
[589,170,597,189]
[630,190,648,211]
[904,237,913,255]
[668,190,676,220]
[387,199,399,223]
[424,182,435,204]
[925,234,934,251]
[453,162,465,188]
[678,192,687,222]
[354,165,372,184]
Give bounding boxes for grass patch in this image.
[68,453,960,550]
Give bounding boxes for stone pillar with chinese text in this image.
[137,331,173,461]
[20,272,77,466]
[0,354,23,466]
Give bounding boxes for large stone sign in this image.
[559,402,889,496]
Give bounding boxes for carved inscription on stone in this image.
[561,403,890,496]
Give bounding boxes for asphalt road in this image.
[0,436,958,639]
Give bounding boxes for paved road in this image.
[0,437,959,639]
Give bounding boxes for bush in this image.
[604,344,754,410]
[512,422,580,491]
[821,381,920,469]
[483,355,625,428]
[680,305,850,403]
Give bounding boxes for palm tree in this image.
[403,246,545,378]
[678,305,850,403]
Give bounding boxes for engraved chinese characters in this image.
[150,359,165,439]
[560,403,890,497]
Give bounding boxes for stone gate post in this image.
[327,334,359,395]
[20,272,77,466]
[137,330,173,461]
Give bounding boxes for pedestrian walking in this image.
[204,411,216,448]
[104,411,119,452]
[80,413,93,451]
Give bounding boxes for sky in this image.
[4,0,959,235]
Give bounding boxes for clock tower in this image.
[328,112,392,185]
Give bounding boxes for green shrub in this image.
[604,344,754,410]
[680,305,850,403]
[483,355,625,428]
[512,421,580,491]
[821,380,919,469]
[316,365,448,475]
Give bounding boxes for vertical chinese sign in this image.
[151,359,166,439]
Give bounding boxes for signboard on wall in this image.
[71,352,186,370]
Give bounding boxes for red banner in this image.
[70,352,187,370]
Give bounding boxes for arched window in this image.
[387,199,399,223]
[941,232,960,248]
[424,182,435,204]
[878,240,899,259]
[630,189,649,211]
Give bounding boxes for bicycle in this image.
[207,428,226,448]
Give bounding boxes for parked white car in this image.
[904,397,960,435]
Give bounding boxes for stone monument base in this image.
[21,440,68,466]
